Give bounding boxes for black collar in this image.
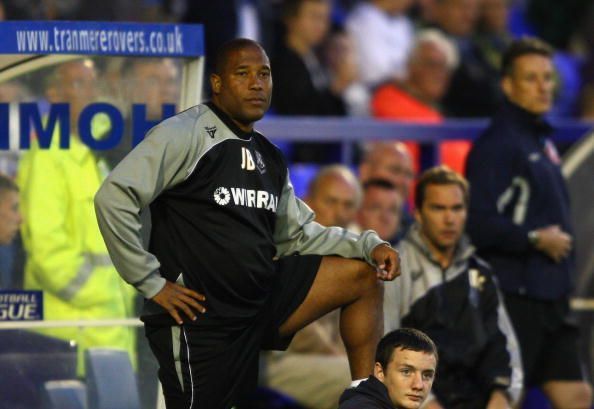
[500,99,553,137]
[205,101,256,141]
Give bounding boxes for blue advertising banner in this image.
[0,21,204,57]
[0,290,43,321]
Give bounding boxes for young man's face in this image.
[210,45,272,130]
[415,184,467,253]
[502,54,555,115]
[374,347,437,409]
[0,190,22,245]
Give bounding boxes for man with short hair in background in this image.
[356,179,403,244]
[466,37,593,408]
[359,142,415,242]
[384,166,523,409]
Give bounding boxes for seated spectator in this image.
[370,29,470,175]
[272,0,361,162]
[263,164,361,409]
[324,28,370,116]
[372,29,458,122]
[100,58,180,169]
[272,0,355,116]
[383,166,523,409]
[0,173,23,289]
[423,0,505,117]
[338,328,438,409]
[356,179,403,244]
[346,0,416,88]
[474,0,512,70]
[359,142,415,241]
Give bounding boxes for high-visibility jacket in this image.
[17,133,136,374]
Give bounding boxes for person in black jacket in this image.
[95,38,400,409]
[339,328,438,409]
[466,37,593,408]
[383,166,522,409]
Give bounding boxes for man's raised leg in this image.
[278,256,383,379]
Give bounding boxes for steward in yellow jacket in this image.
[17,119,136,374]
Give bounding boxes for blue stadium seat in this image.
[43,380,87,409]
[551,52,583,118]
[288,163,321,199]
[522,388,553,409]
[0,330,77,409]
[84,348,140,409]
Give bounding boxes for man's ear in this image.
[501,76,512,98]
[374,362,385,381]
[210,73,221,95]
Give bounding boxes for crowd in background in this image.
[1,0,593,122]
[0,1,593,409]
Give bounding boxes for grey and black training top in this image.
[95,102,386,319]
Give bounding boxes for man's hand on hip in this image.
[152,281,206,325]
[371,244,400,281]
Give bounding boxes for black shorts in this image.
[145,254,322,409]
[503,293,586,386]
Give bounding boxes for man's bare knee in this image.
[347,259,382,295]
[543,381,593,409]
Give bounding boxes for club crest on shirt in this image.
[254,150,266,174]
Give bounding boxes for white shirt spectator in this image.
[346,2,415,87]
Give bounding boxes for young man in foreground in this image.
[339,328,438,409]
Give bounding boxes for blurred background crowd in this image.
[0,1,594,409]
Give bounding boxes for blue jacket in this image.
[466,100,574,300]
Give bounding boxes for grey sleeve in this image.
[273,171,387,264]
[94,118,200,299]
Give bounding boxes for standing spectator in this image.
[466,37,593,408]
[384,166,523,409]
[17,60,136,374]
[263,165,361,409]
[346,0,416,88]
[356,179,403,244]
[338,328,438,409]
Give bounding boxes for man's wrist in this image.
[528,229,540,247]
